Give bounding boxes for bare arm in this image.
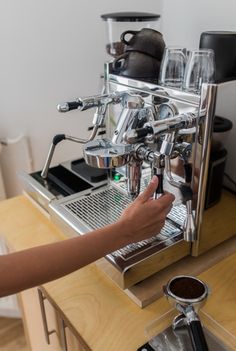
[0,176,175,297]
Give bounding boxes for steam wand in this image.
[165,138,196,242]
[179,146,196,242]
[164,136,196,242]
[41,134,87,179]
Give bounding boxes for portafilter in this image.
[83,138,132,169]
[163,275,210,351]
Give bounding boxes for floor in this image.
[0,317,29,351]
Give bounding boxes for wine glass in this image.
[158,47,187,88]
[183,49,215,94]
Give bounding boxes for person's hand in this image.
[118,176,175,244]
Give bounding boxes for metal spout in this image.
[126,160,142,199]
[183,200,196,242]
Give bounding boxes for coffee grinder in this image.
[101,12,161,60]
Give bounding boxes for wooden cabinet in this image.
[19,287,61,351]
[65,327,87,351]
[19,287,87,351]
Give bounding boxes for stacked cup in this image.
[159,47,215,94]
[112,28,166,81]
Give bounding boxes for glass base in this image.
[139,309,236,351]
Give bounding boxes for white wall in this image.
[0,0,163,197]
[162,0,236,47]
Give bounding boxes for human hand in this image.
[118,176,175,244]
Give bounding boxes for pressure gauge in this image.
[158,102,178,120]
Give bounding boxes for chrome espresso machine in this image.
[20,64,236,291]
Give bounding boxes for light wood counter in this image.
[1,195,236,350]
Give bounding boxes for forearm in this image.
[0,221,128,297]
[0,176,175,297]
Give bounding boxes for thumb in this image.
[137,176,158,203]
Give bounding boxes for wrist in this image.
[114,217,135,246]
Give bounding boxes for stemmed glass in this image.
[158,47,187,89]
[183,49,215,94]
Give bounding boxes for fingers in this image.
[149,192,175,219]
[135,175,175,220]
[158,192,175,208]
[137,176,158,203]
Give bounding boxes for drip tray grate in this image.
[64,187,131,230]
[61,186,186,261]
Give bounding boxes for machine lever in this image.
[57,100,82,112]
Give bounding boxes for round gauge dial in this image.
[158,102,178,120]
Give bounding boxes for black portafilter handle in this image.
[188,320,209,351]
[153,171,164,199]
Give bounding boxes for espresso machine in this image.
[19,61,236,291]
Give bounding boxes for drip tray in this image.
[50,185,186,268]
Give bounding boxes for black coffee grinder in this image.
[200,31,235,207]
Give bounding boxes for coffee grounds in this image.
[169,277,205,299]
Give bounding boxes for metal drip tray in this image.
[49,185,186,271]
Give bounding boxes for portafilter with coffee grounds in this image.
[163,275,210,351]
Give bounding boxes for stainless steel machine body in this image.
[20,68,236,289]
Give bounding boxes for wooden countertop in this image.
[1,195,236,350]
